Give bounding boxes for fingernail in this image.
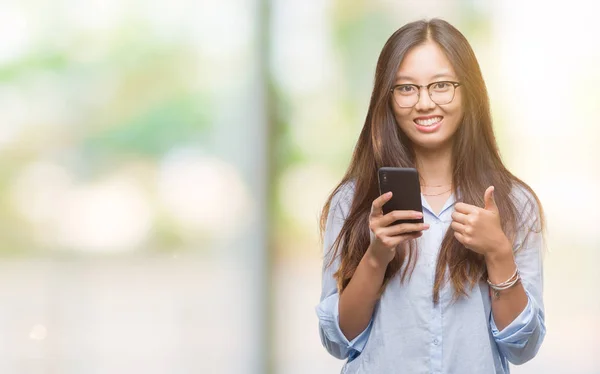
[386,192,392,197]
[416,212,423,218]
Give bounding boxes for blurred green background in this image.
[0,0,598,373]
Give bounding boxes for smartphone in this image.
[377,167,424,225]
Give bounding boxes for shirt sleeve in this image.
[315,182,374,360]
[490,190,546,365]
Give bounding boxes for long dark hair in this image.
[320,18,544,303]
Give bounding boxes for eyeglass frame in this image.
[390,81,462,108]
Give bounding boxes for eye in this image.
[395,85,416,95]
[431,82,451,91]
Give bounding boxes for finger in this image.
[388,231,423,247]
[383,222,429,236]
[371,192,393,216]
[379,210,423,227]
[454,230,467,245]
[450,221,466,234]
[410,231,423,239]
[401,231,423,242]
[451,211,469,225]
[453,230,464,242]
[454,202,477,214]
[484,186,498,212]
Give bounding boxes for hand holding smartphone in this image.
[377,167,424,226]
[366,167,428,266]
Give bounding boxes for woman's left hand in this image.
[451,186,512,256]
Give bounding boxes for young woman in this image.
[316,19,545,373]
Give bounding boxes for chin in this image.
[410,134,454,151]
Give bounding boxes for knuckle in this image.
[465,226,473,235]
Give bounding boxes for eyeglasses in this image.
[390,81,462,108]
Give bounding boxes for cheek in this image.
[443,101,464,131]
[392,107,414,129]
[451,93,464,119]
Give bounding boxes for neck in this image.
[414,144,453,186]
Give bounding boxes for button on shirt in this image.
[316,181,545,374]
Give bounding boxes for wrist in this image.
[484,238,513,265]
[485,240,516,284]
[364,246,392,271]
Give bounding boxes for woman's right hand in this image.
[366,191,430,268]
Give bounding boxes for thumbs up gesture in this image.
[451,186,512,256]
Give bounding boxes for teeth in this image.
[415,117,442,126]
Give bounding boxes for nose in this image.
[414,87,436,111]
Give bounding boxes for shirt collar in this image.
[421,192,456,220]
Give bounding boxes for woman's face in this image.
[391,40,464,151]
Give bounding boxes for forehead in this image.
[396,41,457,82]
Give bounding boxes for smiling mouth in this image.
[414,116,443,127]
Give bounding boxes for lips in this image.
[413,116,443,133]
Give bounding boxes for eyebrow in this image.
[395,73,456,82]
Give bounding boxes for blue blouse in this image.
[316,181,545,373]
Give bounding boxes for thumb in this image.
[484,186,498,212]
